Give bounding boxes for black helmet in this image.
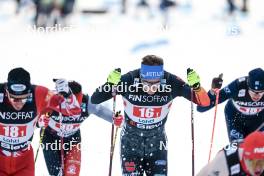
[7,67,31,95]
[247,68,264,91]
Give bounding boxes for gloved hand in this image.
[38,113,50,128]
[68,81,82,94]
[53,78,71,98]
[107,68,121,85]
[187,68,201,91]
[113,111,123,127]
[211,73,223,89]
[47,94,64,110]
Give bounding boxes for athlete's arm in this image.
[87,96,113,123]
[169,74,210,106]
[35,85,81,116]
[91,72,133,104]
[197,79,239,112]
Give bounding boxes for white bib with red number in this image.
[0,118,37,146]
[123,97,172,125]
[233,100,264,115]
[49,118,81,137]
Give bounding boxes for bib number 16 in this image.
[133,107,162,118]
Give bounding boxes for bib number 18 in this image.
[0,125,27,137]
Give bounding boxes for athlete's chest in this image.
[232,89,264,115]
[0,94,37,124]
[122,91,173,125]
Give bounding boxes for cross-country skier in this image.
[0,67,80,176]
[91,55,210,176]
[39,80,123,176]
[197,131,264,176]
[197,68,264,142]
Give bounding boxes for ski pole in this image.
[208,89,220,163]
[208,73,223,163]
[190,88,195,176]
[35,111,51,163]
[35,127,45,163]
[108,95,117,176]
[187,68,195,176]
[108,68,121,176]
[59,103,65,175]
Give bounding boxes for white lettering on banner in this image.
[0,118,37,145]
[232,100,264,115]
[0,111,34,120]
[123,97,172,125]
[128,95,168,103]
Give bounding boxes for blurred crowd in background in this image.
[0,0,255,28]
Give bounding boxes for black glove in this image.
[211,73,223,89]
[68,81,82,94]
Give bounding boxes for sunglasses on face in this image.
[249,89,264,96]
[7,92,30,103]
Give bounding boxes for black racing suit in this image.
[91,69,209,176]
[197,76,264,142]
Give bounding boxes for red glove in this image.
[47,94,64,111]
[114,111,123,127]
[38,113,50,128]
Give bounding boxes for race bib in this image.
[123,97,172,125]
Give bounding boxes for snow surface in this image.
[0,0,264,175]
